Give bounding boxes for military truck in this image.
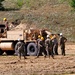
[0,24,38,55]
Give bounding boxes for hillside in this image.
[0,0,75,41]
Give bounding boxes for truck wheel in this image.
[0,49,4,55]
[27,43,37,56]
[6,51,15,55]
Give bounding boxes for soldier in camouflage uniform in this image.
[52,36,58,55]
[36,36,46,58]
[59,33,67,56]
[15,39,27,59]
[36,35,41,58]
[45,35,54,58]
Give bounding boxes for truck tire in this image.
[27,43,37,56]
[0,49,4,55]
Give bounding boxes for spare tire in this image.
[27,43,37,56]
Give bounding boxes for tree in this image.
[0,0,4,10]
[70,0,75,8]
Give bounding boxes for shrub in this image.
[70,0,75,8]
[16,0,24,8]
[0,0,4,10]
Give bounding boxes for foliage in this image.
[24,0,48,10]
[58,0,65,3]
[25,0,30,7]
[70,0,75,8]
[59,0,75,8]
[0,0,4,10]
[16,0,24,9]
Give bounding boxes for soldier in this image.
[59,33,67,56]
[36,35,41,58]
[36,36,46,58]
[15,39,27,59]
[45,35,54,58]
[3,18,9,30]
[40,37,46,58]
[52,35,58,55]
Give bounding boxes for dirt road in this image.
[0,44,75,75]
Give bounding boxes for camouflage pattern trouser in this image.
[18,49,26,59]
[46,46,54,58]
[37,46,46,57]
[61,45,65,56]
[37,46,40,57]
[53,43,58,55]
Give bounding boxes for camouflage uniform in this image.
[36,38,46,58]
[36,38,41,57]
[45,37,54,58]
[60,36,67,56]
[52,38,58,55]
[15,41,26,59]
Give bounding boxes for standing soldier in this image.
[45,35,54,58]
[52,35,58,55]
[36,36,46,58]
[3,18,9,30]
[40,37,46,58]
[15,39,27,59]
[59,33,67,56]
[36,35,41,58]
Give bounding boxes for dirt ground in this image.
[0,44,75,75]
